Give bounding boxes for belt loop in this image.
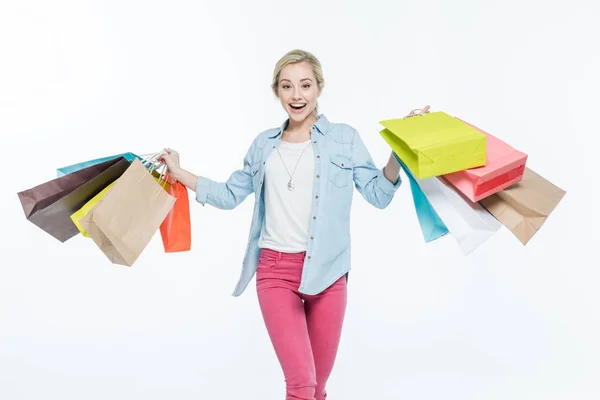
[277,251,282,262]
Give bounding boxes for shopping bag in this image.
[443,119,528,202]
[79,159,176,266]
[71,173,171,238]
[17,156,130,242]
[70,181,116,237]
[479,167,566,245]
[379,109,486,179]
[57,152,141,177]
[415,175,502,255]
[159,175,191,252]
[393,153,448,242]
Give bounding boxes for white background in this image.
[1,0,598,399]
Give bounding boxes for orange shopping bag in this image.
[159,175,192,252]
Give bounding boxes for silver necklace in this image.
[275,140,312,191]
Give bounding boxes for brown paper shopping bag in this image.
[79,159,176,266]
[17,157,131,242]
[480,167,566,245]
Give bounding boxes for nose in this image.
[292,87,302,100]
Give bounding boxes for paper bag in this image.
[17,157,130,242]
[416,176,502,255]
[159,178,192,252]
[71,175,171,237]
[379,111,486,179]
[79,159,176,266]
[480,167,566,245]
[393,153,448,242]
[57,152,141,177]
[443,119,528,202]
[70,181,116,237]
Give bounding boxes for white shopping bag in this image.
[416,176,502,255]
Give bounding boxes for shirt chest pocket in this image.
[329,154,354,188]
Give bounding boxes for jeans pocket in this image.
[257,255,278,269]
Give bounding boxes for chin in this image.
[288,113,306,122]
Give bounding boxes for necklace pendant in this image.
[287,179,295,191]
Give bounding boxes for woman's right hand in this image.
[157,148,198,190]
[159,148,181,173]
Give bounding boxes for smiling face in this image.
[276,61,321,124]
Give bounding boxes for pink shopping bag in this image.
[443,119,528,202]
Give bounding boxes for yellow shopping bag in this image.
[71,173,171,237]
[71,182,116,237]
[379,109,487,179]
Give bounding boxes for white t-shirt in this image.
[258,139,315,253]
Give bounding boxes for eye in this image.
[302,84,311,89]
[281,84,291,89]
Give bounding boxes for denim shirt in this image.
[195,114,402,296]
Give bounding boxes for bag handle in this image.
[402,105,430,119]
[138,151,175,193]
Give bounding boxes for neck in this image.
[282,113,318,143]
[287,113,318,132]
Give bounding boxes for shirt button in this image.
[316,175,320,178]
[315,195,318,199]
[317,155,320,158]
[310,236,314,240]
[341,163,344,166]
[313,141,317,143]
[307,256,311,259]
[313,216,316,220]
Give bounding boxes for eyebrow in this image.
[280,78,314,83]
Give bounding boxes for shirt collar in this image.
[269,114,331,139]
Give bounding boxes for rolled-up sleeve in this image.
[376,167,402,195]
[352,129,401,209]
[195,176,211,206]
[194,140,257,210]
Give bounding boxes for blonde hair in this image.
[271,49,325,115]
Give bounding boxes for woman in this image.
[160,49,402,400]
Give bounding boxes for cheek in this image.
[279,92,290,103]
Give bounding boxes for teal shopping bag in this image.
[393,153,448,242]
[57,152,142,177]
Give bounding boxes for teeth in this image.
[290,104,306,108]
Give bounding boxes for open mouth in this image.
[289,103,307,112]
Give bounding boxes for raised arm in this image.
[162,140,258,210]
[351,130,402,209]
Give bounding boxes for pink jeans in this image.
[256,248,347,400]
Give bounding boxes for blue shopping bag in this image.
[57,152,142,177]
[393,153,448,242]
